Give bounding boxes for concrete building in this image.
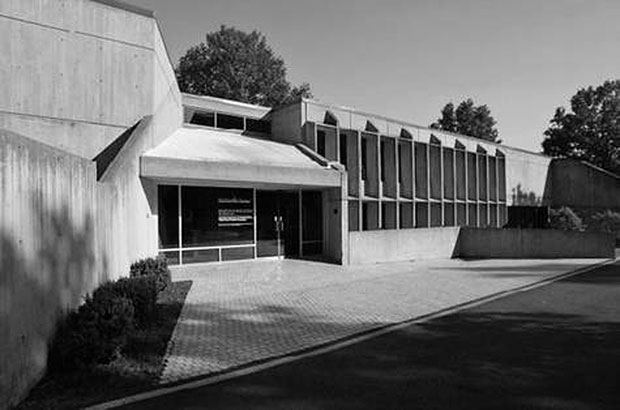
[1,0,618,407]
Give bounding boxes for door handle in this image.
[274,216,284,231]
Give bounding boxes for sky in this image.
[127,0,620,152]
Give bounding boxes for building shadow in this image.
[127,263,620,410]
[0,198,102,408]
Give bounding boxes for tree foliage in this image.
[549,207,584,231]
[542,80,620,175]
[431,99,500,142]
[176,26,312,107]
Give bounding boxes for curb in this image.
[85,258,616,409]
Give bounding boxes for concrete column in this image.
[440,144,444,225]
[411,140,416,225]
[464,150,469,225]
[376,134,382,227]
[427,143,431,224]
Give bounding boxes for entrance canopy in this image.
[141,127,342,188]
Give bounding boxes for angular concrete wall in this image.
[0,0,155,159]
[548,159,620,210]
[0,2,183,407]
[458,228,615,259]
[0,131,102,409]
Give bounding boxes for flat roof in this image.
[183,94,272,119]
[141,127,341,187]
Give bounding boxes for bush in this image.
[107,276,158,327]
[49,289,134,371]
[588,210,620,234]
[130,256,171,292]
[549,207,584,231]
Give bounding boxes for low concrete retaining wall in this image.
[458,228,615,259]
[348,227,461,264]
[348,227,614,264]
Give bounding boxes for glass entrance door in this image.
[256,191,299,258]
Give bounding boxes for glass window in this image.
[380,140,387,182]
[415,202,429,228]
[317,130,326,156]
[302,191,323,253]
[190,111,215,127]
[222,246,255,261]
[415,142,428,199]
[430,203,442,227]
[158,185,179,248]
[182,187,254,247]
[361,137,369,181]
[246,118,270,133]
[399,203,413,229]
[340,133,348,167]
[159,251,179,266]
[182,249,219,264]
[216,113,244,130]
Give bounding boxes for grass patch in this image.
[17,280,192,410]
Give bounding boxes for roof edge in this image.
[90,0,154,18]
[294,98,548,158]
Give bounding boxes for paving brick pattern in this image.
[160,258,603,384]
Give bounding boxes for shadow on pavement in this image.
[123,262,620,410]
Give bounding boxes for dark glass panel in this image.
[158,185,179,248]
[415,142,428,199]
[159,251,179,266]
[190,111,215,127]
[222,247,255,261]
[415,202,429,228]
[444,203,455,226]
[246,118,270,133]
[399,202,414,229]
[457,203,467,226]
[217,113,244,130]
[182,187,254,247]
[317,130,326,156]
[430,203,442,227]
[340,133,348,167]
[468,203,478,227]
[182,249,219,264]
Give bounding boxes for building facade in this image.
[146,93,550,265]
[1,0,618,407]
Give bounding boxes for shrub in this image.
[49,289,134,371]
[130,256,171,292]
[109,276,158,327]
[549,207,583,231]
[588,210,620,234]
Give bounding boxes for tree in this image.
[430,99,500,142]
[542,80,620,175]
[176,26,312,107]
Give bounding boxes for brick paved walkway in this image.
[160,258,604,384]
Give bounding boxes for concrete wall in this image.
[548,159,620,210]
[0,2,183,407]
[0,131,102,409]
[348,227,461,264]
[348,226,614,264]
[322,182,348,264]
[0,0,158,159]
[270,103,303,145]
[458,228,615,259]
